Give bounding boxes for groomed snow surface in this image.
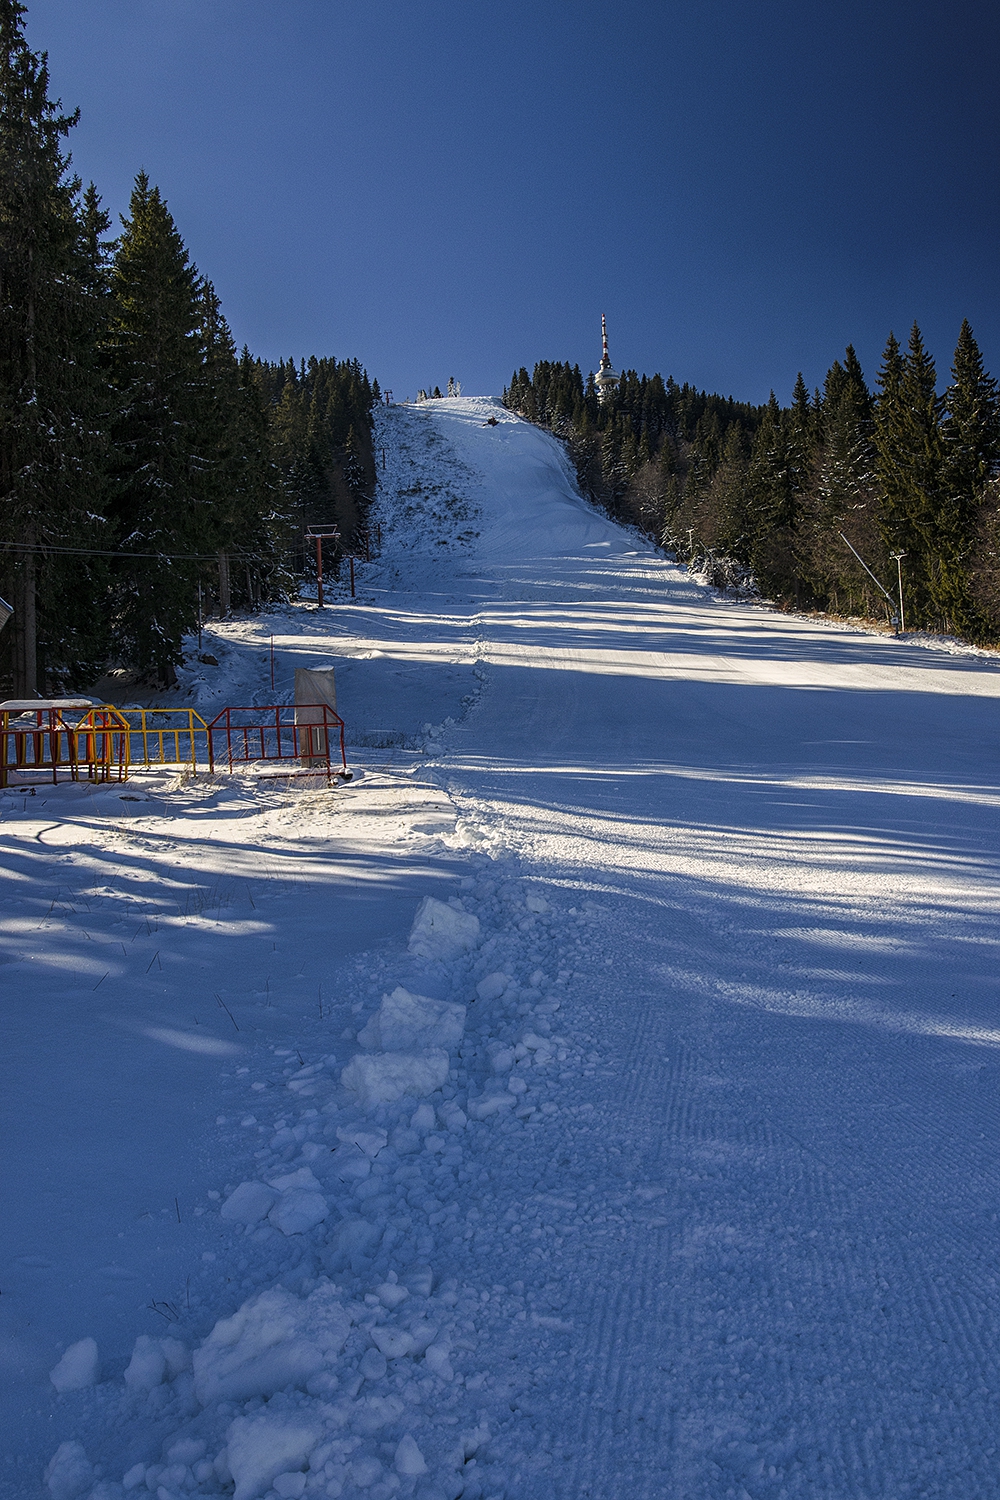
[5,395,1000,1500]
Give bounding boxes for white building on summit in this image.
[594,314,620,403]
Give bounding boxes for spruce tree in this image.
[0,1,108,692]
[942,320,999,507]
[798,348,881,613]
[712,423,752,567]
[875,324,953,625]
[106,172,205,681]
[787,373,815,501]
[931,321,999,635]
[745,394,796,600]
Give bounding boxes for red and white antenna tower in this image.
[595,314,620,403]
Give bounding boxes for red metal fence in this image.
[206,703,348,781]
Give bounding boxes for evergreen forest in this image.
[505,325,1000,642]
[0,0,376,696]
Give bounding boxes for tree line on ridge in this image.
[504,322,1000,642]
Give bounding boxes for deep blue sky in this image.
[27,0,1000,406]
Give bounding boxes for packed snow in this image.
[4,395,1000,1499]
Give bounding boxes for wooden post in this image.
[349,557,355,598]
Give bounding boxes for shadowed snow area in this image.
[5,394,1000,1499]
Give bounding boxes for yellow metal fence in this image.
[119,708,209,772]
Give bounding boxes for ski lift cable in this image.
[0,540,266,563]
[837,532,895,607]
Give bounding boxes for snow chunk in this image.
[257,1168,329,1235]
[340,1049,449,1107]
[394,1434,428,1477]
[358,986,466,1051]
[476,971,509,1002]
[370,1325,417,1358]
[124,1334,190,1392]
[226,1411,323,1500]
[525,893,549,913]
[273,1474,307,1499]
[266,1166,323,1193]
[268,1187,328,1236]
[44,1442,93,1499]
[165,1437,205,1466]
[220,1181,278,1225]
[350,1455,384,1488]
[376,1281,410,1309]
[407,896,480,961]
[192,1284,350,1405]
[336,1124,388,1158]
[467,1092,516,1120]
[50,1337,99,1392]
[424,1340,455,1380]
[330,1141,372,1182]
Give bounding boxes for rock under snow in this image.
[358,985,466,1051]
[407,895,481,960]
[49,1337,99,1393]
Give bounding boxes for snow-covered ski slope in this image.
[5,395,1000,1500]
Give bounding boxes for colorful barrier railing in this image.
[0,704,130,788]
[0,702,349,786]
[206,704,348,781]
[119,708,210,772]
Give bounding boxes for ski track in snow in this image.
[5,396,1000,1499]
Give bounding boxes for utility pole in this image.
[218,551,230,617]
[890,552,907,635]
[305,526,340,609]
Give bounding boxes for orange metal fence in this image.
[0,705,130,788]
